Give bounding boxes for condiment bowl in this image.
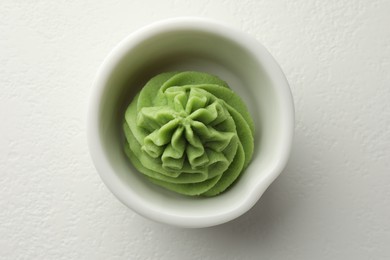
[87,17,294,228]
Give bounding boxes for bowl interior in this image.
[92,21,291,227]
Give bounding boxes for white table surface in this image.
[1,1,390,259]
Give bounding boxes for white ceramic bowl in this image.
[88,17,294,228]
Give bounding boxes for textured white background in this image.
[1,0,390,259]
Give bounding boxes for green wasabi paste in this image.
[123,71,254,196]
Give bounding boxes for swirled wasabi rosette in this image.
[123,71,254,196]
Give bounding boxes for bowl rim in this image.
[87,17,294,228]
